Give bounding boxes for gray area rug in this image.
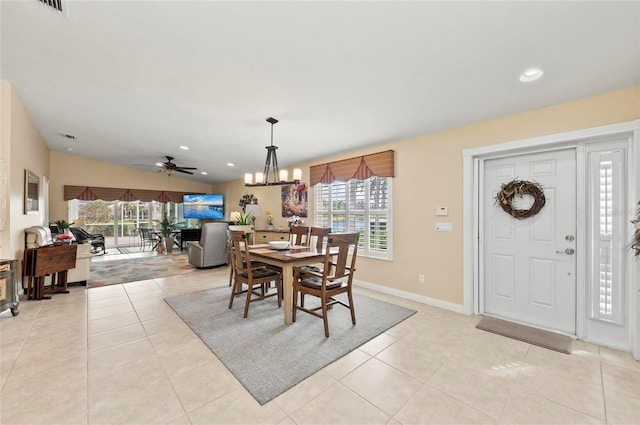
[476,315,571,354]
[165,287,416,405]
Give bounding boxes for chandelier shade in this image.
[245,117,301,187]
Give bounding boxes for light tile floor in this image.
[1,253,639,424]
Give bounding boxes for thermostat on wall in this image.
[436,207,448,216]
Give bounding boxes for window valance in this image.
[63,185,199,203]
[309,150,394,186]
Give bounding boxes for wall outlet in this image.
[418,274,425,283]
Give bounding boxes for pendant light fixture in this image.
[244,117,302,187]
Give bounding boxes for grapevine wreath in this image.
[495,179,546,219]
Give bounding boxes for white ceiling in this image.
[1,1,639,184]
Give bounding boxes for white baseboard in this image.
[354,279,467,315]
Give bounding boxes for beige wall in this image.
[4,76,638,307]
[0,80,50,261]
[215,85,640,306]
[49,151,214,222]
[0,79,214,261]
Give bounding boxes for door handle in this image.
[555,248,575,255]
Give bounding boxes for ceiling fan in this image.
[156,156,197,176]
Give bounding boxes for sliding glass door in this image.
[68,200,183,248]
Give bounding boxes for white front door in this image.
[482,149,577,335]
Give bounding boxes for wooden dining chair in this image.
[297,227,332,274]
[289,226,310,246]
[227,224,258,286]
[292,232,360,337]
[309,227,331,250]
[227,230,282,318]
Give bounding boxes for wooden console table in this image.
[180,228,201,250]
[23,244,77,300]
[254,229,290,243]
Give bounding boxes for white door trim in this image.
[463,119,640,359]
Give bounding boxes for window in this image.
[68,199,183,248]
[314,176,392,259]
[587,147,625,325]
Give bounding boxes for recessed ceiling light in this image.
[65,147,73,151]
[201,172,208,175]
[519,68,544,82]
[155,162,163,167]
[227,163,234,167]
[179,145,189,150]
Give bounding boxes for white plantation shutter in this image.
[314,176,392,259]
[369,177,389,253]
[588,149,624,324]
[315,184,330,228]
[348,180,366,248]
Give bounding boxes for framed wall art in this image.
[281,183,307,218]
[24,169,40,214]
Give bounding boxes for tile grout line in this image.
[598,346,609,424]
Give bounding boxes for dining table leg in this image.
[281,263,294,324]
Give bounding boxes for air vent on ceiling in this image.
[37,0,63,13]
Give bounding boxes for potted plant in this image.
[54,219,75,234]
[229,211,255,241]
[154,215,185,254]
[239,194,258,212]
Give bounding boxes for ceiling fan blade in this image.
[175,169,194,175]
[176,166,197,170]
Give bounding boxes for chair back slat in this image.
[227,229,253,277]
[289,226,310,246]
[229,225,256,245]
[309,227,331,251]
[325,232,359,279]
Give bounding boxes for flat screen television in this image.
[183,194,224,219]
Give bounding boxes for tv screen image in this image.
[183,194,224,219]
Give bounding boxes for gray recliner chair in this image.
[187,222,229,268]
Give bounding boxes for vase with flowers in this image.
[265,209,274,229]
[287,215,304,227]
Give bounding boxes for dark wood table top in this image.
[247,244,331,263]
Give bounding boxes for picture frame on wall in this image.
[24,169,39,214]
[281,183,308,218]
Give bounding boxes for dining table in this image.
[246,243,332,324]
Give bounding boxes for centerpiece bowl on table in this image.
[268,240,290,250]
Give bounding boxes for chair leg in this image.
[228,266,234,287]
[348,289,356,325]
[243,283,253,318]
[228,279,240,309]
[321,295,330,337]
[276,276,282,308]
